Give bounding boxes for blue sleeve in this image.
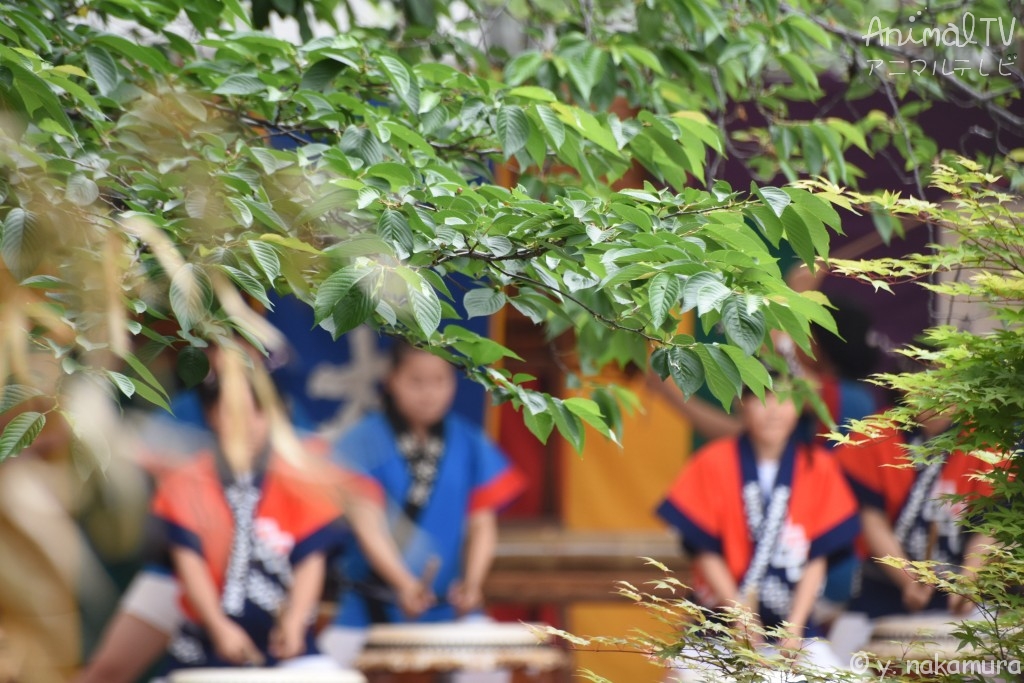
[837,381,878,432]
[467,421,513,490]
[332,414,391,478]
[161,518,203,556]
[656,500,723,556]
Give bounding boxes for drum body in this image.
[169,668,367,683]
[861,614,991,680]
[864,614,966,661]
[355,622,568,683]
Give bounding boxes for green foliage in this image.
[312,0,1022,191]
[812,160,1024,681]
[0,0,856,458]
[539,563,875,683]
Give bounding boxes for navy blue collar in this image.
[738,432,799,504]
[213,440,271,490]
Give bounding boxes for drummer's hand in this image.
[448,580,483,616]
[947,592,975,617]
[902,582,935,612]
[210,617,264,666]
[269,614,308,660]
[776,636,803,660]
[727,605,763,649]
[396,578,435,618]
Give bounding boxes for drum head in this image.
[364,622,549,647]
[357,621,566,673]
[864,614,968,661]
[169,668,367,683]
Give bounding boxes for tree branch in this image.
[490,263,666,343]
[778,2,1024,132]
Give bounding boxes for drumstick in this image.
[420,555,441,592]
[925,522,938,562]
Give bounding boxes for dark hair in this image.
[195,367,221,414]
[812,296,880,380]
[194,347,276,415]
[388,338,425,371]
[381,338,448,435]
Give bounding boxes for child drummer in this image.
[152,344,344,669]
[657,378,860,675]
[830,404,996,658]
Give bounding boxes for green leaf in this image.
[505,51,545,86]
[326,235,395,258]
[2,208,43,281]
[673,113,724,154]
[123,352,170,399]
[106,370,137,399]
[366,161,416,190]
[248,240,281,283]
[792,205,830,259]
[301,58,345,91]
[84,46,119,96]
[565,44,607,102]
[130,378,171,412]
[601,263,651,289]
[666,346,705,399]
[331,291,374,338]
[697,345,743,409]
[871,208,900,246]
[787,189,843,231]
[379,54,419,113]
[648,272,680,328]
[251,148,294,174]
[523,405,555,443]
[0,411,46,462]
[621,45,665,75]
[380,121,436,158]
[826,117,870,155]
[681,272,730,315]
[376,299,397,326]
[535,105,566,149]
[755,186,792,218]
[552,103,620,157]
[314,266,364,325]
[748,206,784,247]
[721,295,767,355]
[507,86,556,102]
[340,127,386,166]
[258,234,321,254]
[781,206,815,268]
[496,105,530,157]
[783,14,832,49]
[5,60,74,136]
[778,53,820,94]
[65,174,99,206]
[799,125,824,175]
[378,209,414,252]
[169,263,213,333]
[464,288,506,319]
[563,396,612,441]
[410,283,442,337]
[92,34,170,72]
[228,197,253,227]
[721,346,772,402]
[551,398,585,452]
[214,74,266,95]
[221,265,272,309]
[446,325,522,364]
[244,200,289,233]
[177,344,210,387]
[0,384,43,413]
[610,203,652,231]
